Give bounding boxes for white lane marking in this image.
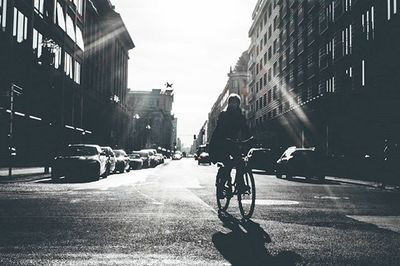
[314,196,350,200]
[241,199,300,206]
[347,215,400,233]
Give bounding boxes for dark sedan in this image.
[51,144,108,181]
[113,149,130,173]
[197,152,211,165]
[246,148,276,173]
[128,154,143,170]
[275,147,325,181]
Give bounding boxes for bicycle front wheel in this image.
[237,169,256,219]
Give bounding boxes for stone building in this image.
[126,89,175,151]
[0,0,134,166]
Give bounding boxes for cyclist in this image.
[209,93,252,198]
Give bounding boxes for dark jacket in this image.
[209,109,250,163]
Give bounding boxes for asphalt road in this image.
[0,158,399,265]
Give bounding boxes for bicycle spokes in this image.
[238,171,256,219]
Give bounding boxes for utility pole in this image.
[8,84,23,176]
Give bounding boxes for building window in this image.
[342,24,352,56]
[66,13,76,41]
[345,66,353,78]
[273,62,277,76]
[263,94,267,107]
[268,90,272,103]
[74,0,84,15]
[53,43,62,69]
[263,73,267,86]
[0,0,7,31]
[387,0,398,20]
[268,46,272,60]
[327,1,335,23]
[362,7,375,40]
[361,60,366,86]
[326,76,336,93]
[268,68,272,81]
[343,0,352,12]
[74,61,81,84]
[55,1,66,31]
[273,86,277,100]
[76,26,84,50]
[32,29,43,59]
[64,52,74,79]
[34,0,45,15]
[13,8,28,43]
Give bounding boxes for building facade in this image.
[248,0,400,157]
[126,89,175,152]
[0,0,134,166]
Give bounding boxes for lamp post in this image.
[145,124,151,148]
[8,84,23,176]
[132,114,140,150]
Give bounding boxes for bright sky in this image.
[112,0,258,146]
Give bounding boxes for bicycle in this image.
[216,137,256,219]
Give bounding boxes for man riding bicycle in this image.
[209,93,252,198]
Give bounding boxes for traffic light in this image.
[193,135,196,140]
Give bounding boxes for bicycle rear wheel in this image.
[237,169,256,219]
[216,178,232,211]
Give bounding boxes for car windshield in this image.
[129,154,140,159]
[113,150,126,157]
[136,152,149,157]
[64,146,98,156]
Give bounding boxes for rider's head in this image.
[227,93,241,112]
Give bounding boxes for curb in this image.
[326,176,399,191]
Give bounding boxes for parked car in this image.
[51,144,108,181]
[197,152,211,165]
[132,151,151,168]
[155,153,165,164]
[275,146,325,180]
[172,152,182,160]
[195,144,208,160]
[101,146,116,175]
[128,153,143,170]
[113,149,130,173]
[246,148,276,173]
[140,149,158,167]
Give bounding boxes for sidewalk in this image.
[0,167,51,182]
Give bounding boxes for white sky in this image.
[112,0,258,146]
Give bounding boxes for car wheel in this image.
[103,166,108,178]
[198,161,200,165]
[286,173,293,180]
[126,165,131,172]
[276,174,282,179]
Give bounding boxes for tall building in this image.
[126,89,175,151]
[248,0,400,156]
[0,0,134,166]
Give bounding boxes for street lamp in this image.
[132,114,140,150]
[8,84,23,176]
[145,124,151,148]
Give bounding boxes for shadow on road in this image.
[212,211,302,266]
